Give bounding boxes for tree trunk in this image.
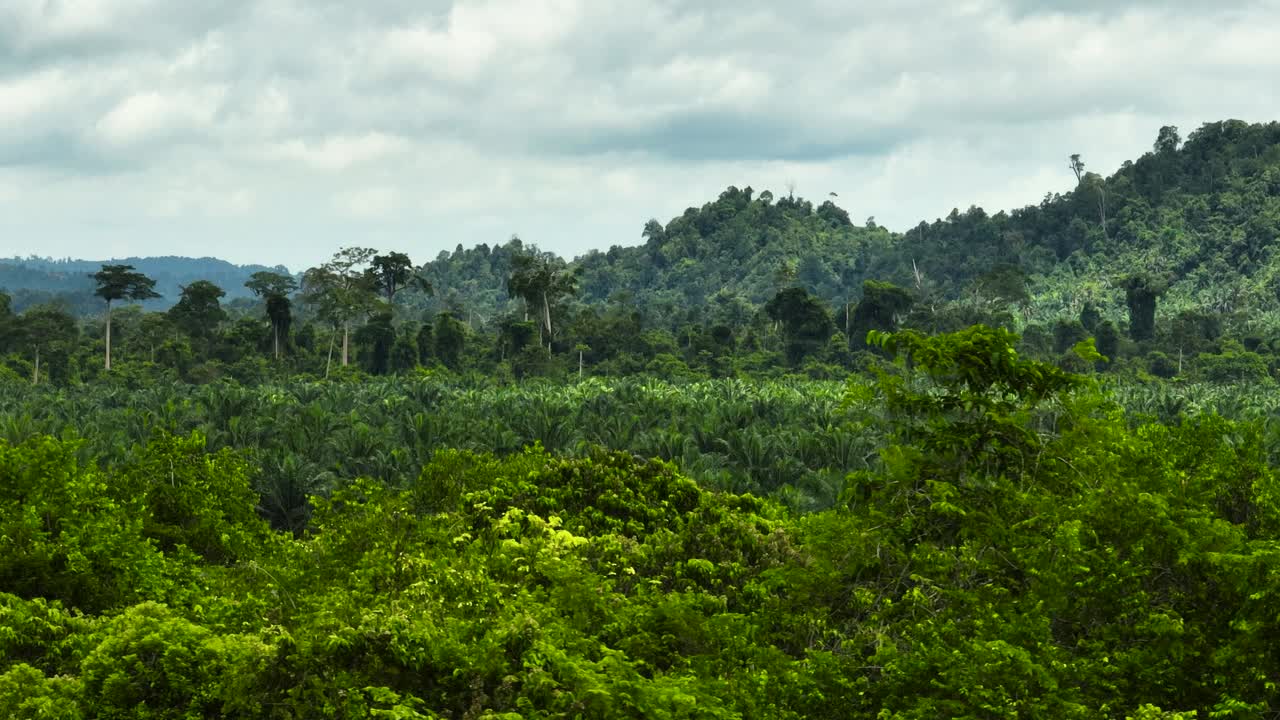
[1098,185,1108,239]
[578,350,583,378]
[324,327,336,378]
[542,291,552,343]
[273,323,280,360]
[341,323,350,366]
[104,302,112,371]
[32,347,40,385]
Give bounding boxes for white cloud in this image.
[272,133,412,172]
[0,0,1278,268]
[93,87,226,147]
[335,186,402,219]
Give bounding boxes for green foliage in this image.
[6,326,1280,715]
[764,286,836,365]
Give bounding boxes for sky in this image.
[1,0,1278,271]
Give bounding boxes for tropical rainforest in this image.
[4,120,1280,717]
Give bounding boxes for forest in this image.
[4,120,1280,717]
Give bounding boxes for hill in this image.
[0,256,292,315]
[413,120,1280,336]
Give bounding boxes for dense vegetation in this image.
[7,326,1280,718]
[7,120,1280,716]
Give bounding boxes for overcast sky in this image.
[2,0,1278,270]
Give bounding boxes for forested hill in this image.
[417,119,1280,330]
[7,119,1280,332]
[0,256,291,314]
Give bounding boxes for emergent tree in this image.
[92,264,160,371]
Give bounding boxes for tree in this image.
[497,317,538,361]
[416,321,433,365]
[302,248,379,371]
[244,271,298,360]
[1069,153,1108,239]
[136,313,180,364]
[975,264,1030,306]
[0,291,16,355]
[1079,302,1102,332]
[389,331,418,373]
[1095,320,1120,369]
[92,264,160,371]
[355,311,395,375]
[366,252,429,303]
[1081,172,1109,240]
[764,287,835,365]
[1154,125,1181,155]
[506,254,577,350]
[1123,274,1166,341]
[1069,153,1085,183]
[167,281,227,342]
[18,304,77,385]
[434,311,467,370]
[850,280,914,349]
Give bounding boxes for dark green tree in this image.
[1053,319,1090,354]
[244,271,298,360]
[1095,320,1120,369]
[415,322,433,365]
[0,291,14,353]
[850,280,914,349]
[1122,274,1165,341]
[367,252,429,302]
[390,332,418,373]
[167,281,227,343]
[1079,302,1102,332]
[18,304,77,385]
[355,311,396,375]
[497,318,538,362]
[434,311,467,370]
[764,287,835,365]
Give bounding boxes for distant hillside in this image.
[408,119,1280,338]
[0,256,292,315]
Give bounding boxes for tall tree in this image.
[1123,274,1166,342]
[302,247,378,370]
[366,252,429,303]
[92,264,160,371]
[1069,153,1086,183]
[1069,154,1108,239]
[167,280,227,344]
[506,254,577,350]
[245,271,298,360]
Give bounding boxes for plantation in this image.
[4,326,1280,717]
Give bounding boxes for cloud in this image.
[0,0,1278,268]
